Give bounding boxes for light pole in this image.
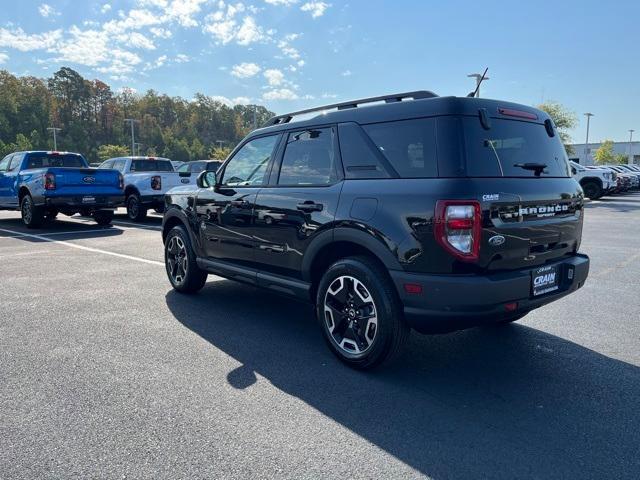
[628,129,635,165]
[134,142,144,156]
[467,72,489,98]
[216,140,225,149]
[124,119,139,157]
[47,127,61,150]
[584,113,594,164]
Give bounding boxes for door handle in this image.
[296,201,323,212]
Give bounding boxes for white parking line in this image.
[0,227,164,266]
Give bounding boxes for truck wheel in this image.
[165,226,208,293]
[93,210,114,226]
[21,194,45,229]
[581,181,602,199]
[126,194,147,221]
[154,206,165,214]
[316,256,410,370]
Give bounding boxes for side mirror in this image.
[197,170,217,188]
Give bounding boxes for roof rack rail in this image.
[265,90,438,126]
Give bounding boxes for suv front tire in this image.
[165,226,208,293]
[316,256,409,369]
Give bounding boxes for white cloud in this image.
[231,62,261,78]
[0,52,8,64]
[264,68,284,86]
[101,4,112,14]
[265,0,298,5]
[38,3,59,18]
[0,28,63,51]
[203,4,268,45]
[263,88,298,100]
[118,32,156,49]
[300,1,330,18]
[235,17,265,45]
[175,53,190,62]
[341,69,351,76]
[150,27,172,38]
[232,96,251,105]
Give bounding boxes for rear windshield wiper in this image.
[513,162,547,177]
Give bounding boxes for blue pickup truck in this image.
[0,151,124,228]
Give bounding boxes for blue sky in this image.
[0,0,638,143]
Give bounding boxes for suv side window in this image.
[221,135,279,187]
[112,159,126,172]
[338,123,392,179]
[9,154,23,171]
[100,160,114,169]
[363,118,438,178]
[178,163,190,173]
[278,128,336,185]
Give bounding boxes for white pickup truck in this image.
[99,156,193,220]
[569,161,616,199]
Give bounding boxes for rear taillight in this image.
[43,173,56,190]
[434,200,481,262]
[118,173,124,190]
[151,175,161,190]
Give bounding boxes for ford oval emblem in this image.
[83,176,96,184]
[488,235,505,247]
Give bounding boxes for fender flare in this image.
[162,207,204,256]
[301,225,402,281]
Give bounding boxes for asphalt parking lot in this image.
[1,196,639,479]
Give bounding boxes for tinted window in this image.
[25,153,87,169]
[221,135,279,187]
[278,128,336,185]
[190,162,207,173]
[130,159,173,172]
[177,163,190,173]
[9,154,23,171]
[363,118,437,178]
[99,160,114,169]
[206,161,223,172]
[463,118,570,177]
[338,123,391,179]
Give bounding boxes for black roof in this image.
[252,93,550,138]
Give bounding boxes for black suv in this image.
[162,91,590,369]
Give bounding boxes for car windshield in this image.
[130,159,173,172]
[463,118,570,177]
[25,153,87,169]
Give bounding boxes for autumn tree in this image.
[537,101,578,154]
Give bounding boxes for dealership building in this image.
[568,141,640,166]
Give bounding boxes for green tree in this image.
[594,140,616,165]
[97,144,130,161]
[536,101,578,155]
[210,146,232,160]
[14,133,32,151]
[613,153,629,165]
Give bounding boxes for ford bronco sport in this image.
[162,91,590,369]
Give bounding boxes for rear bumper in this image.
[44,195,124,210]
[390,254,590,333]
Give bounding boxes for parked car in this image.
[606,165,640,189]
[162,91,590,369]
[0,150,123,228]
[569,161,616,198]
[99,156,186,221]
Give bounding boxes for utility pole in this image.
[253,105,257,129]
[134,143,144,156]
[584,113,594,164]
[216,140,224,149]
[124,119,139,157]
[47,127,61,150]
[467,72,490,98]
[628,129,635,165]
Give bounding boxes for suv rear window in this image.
[363,118,437,178]
[462,118,570,177]
[25,153,87,169]
[130,159,173,172]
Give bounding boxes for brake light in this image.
[43,173,56,190]
[118,173,124,190]
[151,175,161,190]
[434,200,482,262]
[497,107,538,120]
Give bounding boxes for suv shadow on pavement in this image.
[0,215,124,241]
[166,282,640,479]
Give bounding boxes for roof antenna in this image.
[468,67,489,98]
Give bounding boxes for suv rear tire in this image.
[316,256,410,369]
[165,225,208,293]
[581,180,602,199]
[93,210,114,226]
[126,193,148,221]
